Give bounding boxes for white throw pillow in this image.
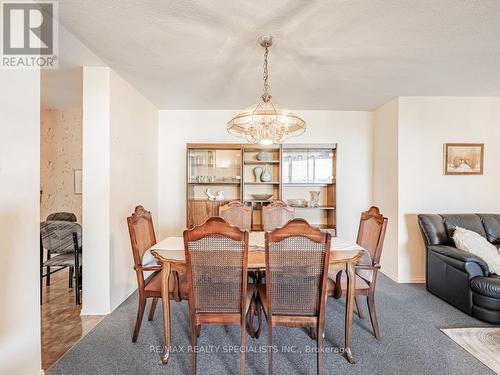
[453,227,500,275]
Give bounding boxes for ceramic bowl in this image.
[251,194,273,200]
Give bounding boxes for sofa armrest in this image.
[428,245,489,275]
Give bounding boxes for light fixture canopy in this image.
[227,36,306,144]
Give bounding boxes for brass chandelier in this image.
[227,36,306,145]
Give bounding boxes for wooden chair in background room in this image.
[127,206,188,343]
[257,219,331,375]
[328,206,388,339]
[46,212,77,222]
[219,201,252,231]
[262,200,295,232]
[183,217,251,375]
[44,212,77,287]
[40,221,82,304]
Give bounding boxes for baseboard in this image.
[380,269,425,283]
[110,285,138,312]
[380,269,399,282]
[397,277,425,283]
[80,310,109,316]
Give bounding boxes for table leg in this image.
[344,261,355,364]
[160,261,171,365]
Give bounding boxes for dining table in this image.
[148,231,366,365]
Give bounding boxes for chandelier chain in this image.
[226,35,306,144]
[262,46,271,102]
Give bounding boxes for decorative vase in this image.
[261,164,272,182]
[253,167,263,182]
[257,151,271,161]
[309,191,320,207]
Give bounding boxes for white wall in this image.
[82,67,159,314]
[158,110,373,241]
[82,67,111,314]
[373,99,399,280]
[109,71,158,311]
[0,70,42,375]
[397,97,500,281]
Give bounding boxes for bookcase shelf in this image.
[186,143,336,232]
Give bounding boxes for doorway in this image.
[39,68,103,370]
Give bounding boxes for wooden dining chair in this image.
[328,206,387,339]
[219,201,252,231]
[262,200,295,232]
[127,205,188,343]
[258,219,331,375]
[183,217,251,375]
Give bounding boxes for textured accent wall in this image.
[40,108,83,222]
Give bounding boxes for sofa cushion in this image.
[478,214,500,245]
[453,227,500,275]
[470,275,500,299]
[442,214,487,239]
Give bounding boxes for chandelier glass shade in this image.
[227,36,306,145]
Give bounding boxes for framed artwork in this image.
[74,169,82,194]
[443,143,484,175]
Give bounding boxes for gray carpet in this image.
[47,275,495,375]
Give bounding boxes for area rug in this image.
[441,328,500,374]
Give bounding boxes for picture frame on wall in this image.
[443,143,484,175]
[74,169,82,194]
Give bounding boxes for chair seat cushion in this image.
[471,276,500,299]
[43,253,80,267]
[144,271,190,300]
[327,272,370,291]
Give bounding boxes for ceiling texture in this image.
[58,0,500,110]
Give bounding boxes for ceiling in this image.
[58,0,500,110]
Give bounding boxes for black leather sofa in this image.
[418,214,500,324]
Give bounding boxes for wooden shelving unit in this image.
[186,143,336,233]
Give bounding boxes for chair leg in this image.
[191,322,198,375]
[46,251,51,286]
[69,267,74,288]
[148,297,158,321]
[267,319,273,375]
[354,296,364,319]
[132,296,147,342]
[308,326,317,340]
[196,325,201,338]
[367,292,381,339]
[75,266,80,305]
[240,319,246,375]
[317,323,324,375]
